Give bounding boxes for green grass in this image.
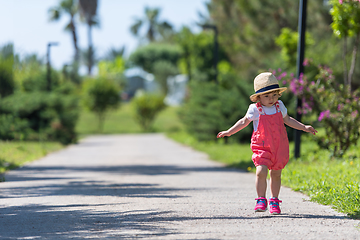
[0,141,63,175]
[76,103,184,137]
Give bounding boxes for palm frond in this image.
[48,7,61,21]
[130,19,143,36]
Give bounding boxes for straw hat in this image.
[249,72,287,102]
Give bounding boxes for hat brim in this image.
[249,87,287,102]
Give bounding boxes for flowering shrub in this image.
[274,62,360,158]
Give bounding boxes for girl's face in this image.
[259,91,279,107]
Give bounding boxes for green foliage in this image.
[0,90,79,144]
[175,28,229,82]
[153,60,179,94]
[275,28,314,67]
[129,43,182,73]
[97,56,126,88]
[0,114,30,140]
[131,93,166,131]
[179,80,252,142]
[130,7,174,42]
[208,0,332,80]
[330,0,360,38]
[82,77,120,132]
[0,44,15,98]
[0,57,14,98]
[282,62,360,157]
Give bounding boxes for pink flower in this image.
[318,110,330,122]
[339,0,343,3]
[351,110,358,119]
[337,104,344,111]
[303,59,309,66]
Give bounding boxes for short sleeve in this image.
[278,100,287,118]
[245,104,258,122]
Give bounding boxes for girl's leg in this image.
[255,165,268,197]
[269,169,282,198]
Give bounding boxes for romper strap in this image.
[274,101,281,113]
[256,102,265,115]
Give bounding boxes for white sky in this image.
[0,0,209,71]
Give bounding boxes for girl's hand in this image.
[217,131,231,138]
[304,125,317,135]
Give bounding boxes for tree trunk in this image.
[70,16,79,64]
[98,112,105,133]
[88,23,93,76]
[348,32,360,92]
[343,37,348,86]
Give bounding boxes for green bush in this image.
[179,81,253,142]
[132,92,166,131]
[82,77,121,132]
[0,89,79,145]
[281,62,360,157]
[0,114,30,140]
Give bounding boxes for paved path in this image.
[0,134,359,239]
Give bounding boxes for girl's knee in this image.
[269,169,282,179]
[256,165,268,178]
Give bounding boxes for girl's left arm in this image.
[283,114,317,135]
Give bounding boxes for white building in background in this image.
[164,74,188,106]
[124,67,188,105]
[123,67,160,100]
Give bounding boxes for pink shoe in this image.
[269,197,282,215]
[254,197,267,212]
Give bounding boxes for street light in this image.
[294,0,307,158]
[47,42,59,91]
[201,24,218,84]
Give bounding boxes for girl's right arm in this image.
[217,117,251,138]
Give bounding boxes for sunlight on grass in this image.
[0,141,63,174]
[76,103,184,137]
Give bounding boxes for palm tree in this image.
[130,7,173,43]
[78,0,99,76]
[49,0,79,66]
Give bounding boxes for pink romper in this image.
[250,101,289,170]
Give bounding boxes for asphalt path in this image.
[0,134,359,239]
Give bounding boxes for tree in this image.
[103,46,126,61]
[153,61,179,95]
[129,43,182,73]
[130,7,173,43]
[207,0,332,80]
[49,0,79,67]
[132,93,166,131]
[78,0,99,76]
[330,0,360,90]
[82,78,120,132]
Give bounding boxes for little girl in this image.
[217,72,317,215]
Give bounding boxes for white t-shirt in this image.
[245,100,288,131]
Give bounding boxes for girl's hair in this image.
[255,90,281,102]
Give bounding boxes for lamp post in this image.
[201,24,218,84]
[47,42,59,91]
[294,0,307,158]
